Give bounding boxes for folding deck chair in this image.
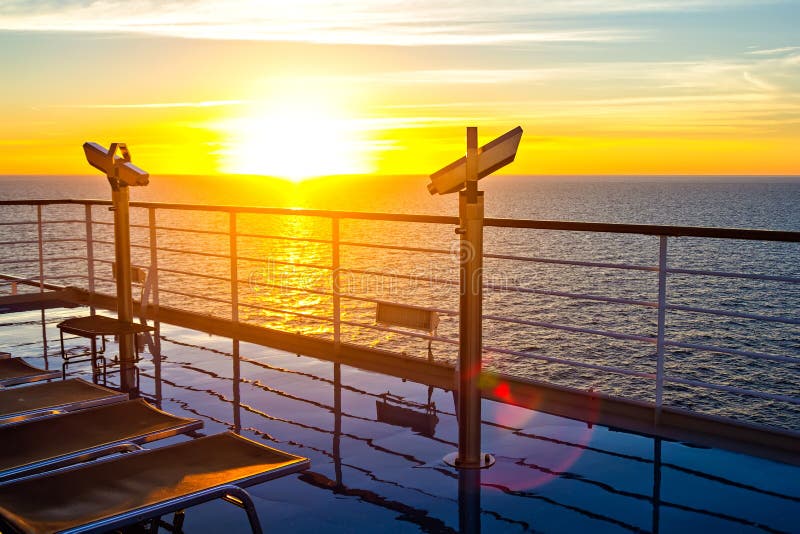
[0,399,202,483]
[0,358,59,388]
[0,378,126,427]
[0,432,310,534]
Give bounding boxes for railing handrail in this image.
[1,198,798,242]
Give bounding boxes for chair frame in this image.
[0,400,202,483]
[0,378,127,428]
[0,358,60,388]
[0,435,308,534]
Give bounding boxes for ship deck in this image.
[2,303,798,533]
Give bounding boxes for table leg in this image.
[59,329,68,378]
[90,336,99,384]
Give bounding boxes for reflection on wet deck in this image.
[3,306,799,533]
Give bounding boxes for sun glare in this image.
[218,97,371,181]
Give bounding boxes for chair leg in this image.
[171,510,186,533]
[59,329,66,361]
[223,488,263,534]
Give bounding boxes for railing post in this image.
[36,205,44,292]
[332,216,341,353]
[229,212,238,323]
[85,204,95,294]
[148,208,159,311]
[655,236,668,424]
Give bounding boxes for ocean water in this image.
[0,175,798,430]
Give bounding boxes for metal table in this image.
[57,315,153,384]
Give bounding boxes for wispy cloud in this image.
[310,54,800,96]
[0,0,708,45]
[52,100,248,109]
[747,46,800,55]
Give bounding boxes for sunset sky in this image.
[1,1,798,178]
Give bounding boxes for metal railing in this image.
[0,199,798,430]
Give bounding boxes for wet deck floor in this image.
[1,306,798,533]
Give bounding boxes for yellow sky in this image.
[1,2,798,178]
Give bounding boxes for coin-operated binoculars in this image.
[83,142,149,393]
[428,126,522,469]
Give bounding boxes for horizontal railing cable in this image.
[664,340,800,365]
[157,287,232,305]
[485,345,654,379]
[40,219,85,225]
[484,252,658,272]
[339,240,451,255]
[238,279,332,298]
[157,267,231,282]
[237,232,332,244]
[92,239,150,250]
[665,375,800,405]
[339,293,458,316]
[483,314,656,344]
[666,303,799,326]
[0,221,37,226]
[237,255,332,271]
[153,224,228,236]
[340,318,460,345]
[485,282,658,308]
[238,301,333,323]
[155,246,230,260]
[667,267,800,284]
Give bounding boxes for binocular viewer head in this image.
[83,142,149,187]
[427,126,522,196]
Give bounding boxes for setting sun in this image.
[216,96,372,181]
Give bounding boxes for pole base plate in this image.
[443,451,495,469]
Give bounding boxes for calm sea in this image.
[1,175,798,430]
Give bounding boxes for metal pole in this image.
[230,212,238,323]
[233,339,241,433]
[112,184,137,393]
[655,236,668,423]
[332,217,341,353]
[36,205,48,367]
[148,208,159,311]
[445,127,494,469]
[458,468,482,534]
[36,206,44,292]
[333,362,343,487]
[652,437,662,534]
[85,204,95,294]
[153,321,162,409]
[40,307,48,369]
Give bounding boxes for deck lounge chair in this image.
[0,432,310,534]
[0,358,59,388]
[0,399,202,483]
[0,378,126,427]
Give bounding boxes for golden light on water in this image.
[216,94,373,182]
